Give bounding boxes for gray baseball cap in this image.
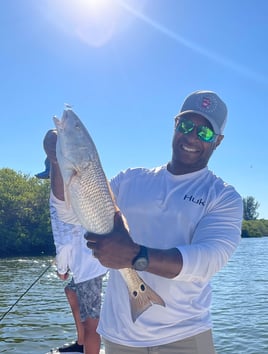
[177,90,228,134]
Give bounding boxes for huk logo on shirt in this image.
[184,194,206,206]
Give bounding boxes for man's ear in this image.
[214,134,224,149]
[174,117,179,129]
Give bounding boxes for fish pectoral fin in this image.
[128,280,165,322]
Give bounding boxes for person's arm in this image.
[85,187,242,281]
[50,161,65,201]
[43,129,65,201]
[85,212,183,278]
[177,187,243,283]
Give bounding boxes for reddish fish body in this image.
[54,108,165,321]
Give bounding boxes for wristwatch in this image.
[132,245,149,271]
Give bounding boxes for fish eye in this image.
[132,290,138,297]
[140,284,145,292]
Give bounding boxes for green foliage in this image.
[243,196,260,220]
[242,219,268,238]
[0,169,267,256]
[241,196,267,237]
[0,168,55,257]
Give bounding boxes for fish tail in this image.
[128,281,165,322]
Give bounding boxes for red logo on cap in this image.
[201,97,211,109]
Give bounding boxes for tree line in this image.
[0,168,267,258]
[0,168,54,257]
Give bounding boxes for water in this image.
[212,237,268,353]
[0,238,267,354]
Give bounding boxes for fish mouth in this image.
[53,115,60,123]
[53,115,63,130]
[53,109,68,131]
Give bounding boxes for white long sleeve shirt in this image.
[50,191,107,284]
[97,165,243,346]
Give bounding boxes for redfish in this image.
[53,107,165,322]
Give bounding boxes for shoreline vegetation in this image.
[1,168,267,258]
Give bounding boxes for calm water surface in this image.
[0,237,267,354]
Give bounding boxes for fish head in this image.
[53,108,98,170]
[53,108,100,205]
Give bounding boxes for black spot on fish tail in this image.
[128,280,165,322]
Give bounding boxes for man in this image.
[85,90,243,354]
[38,130,107,354]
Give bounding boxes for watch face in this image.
[134,257,148,271]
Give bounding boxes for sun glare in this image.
[41,0,121,47]
[75,3,117,46]
[76,0,113,17]
[68,0,121,47]
[38,0,151,48]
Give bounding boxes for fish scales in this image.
[68,159,115,234]
[54,108,165,322]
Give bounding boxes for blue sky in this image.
[1,0,267,219]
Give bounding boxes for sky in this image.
[1,0,267,219]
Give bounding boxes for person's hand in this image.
[43,129,58,164]
[85,211,139,269]
[56,271,69,281]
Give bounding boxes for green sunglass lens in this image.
[178,120,194,134]
[198,126,215,142]
[176,119,216,142]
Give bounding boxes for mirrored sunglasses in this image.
[176,118,217,143]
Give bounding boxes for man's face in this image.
[171,113,224,174]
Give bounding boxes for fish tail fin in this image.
[128,280,165,322]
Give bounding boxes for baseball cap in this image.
[177,90,228,134]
